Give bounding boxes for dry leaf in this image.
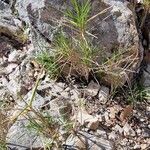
[120,105,133,121]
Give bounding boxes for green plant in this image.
[0,139,7,150]
[144,0,150,7]
[65,0,91,34]
[36,51,59,78]
[35,0,94,80]
[126,84,150,104]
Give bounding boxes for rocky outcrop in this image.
[14,0,143,87]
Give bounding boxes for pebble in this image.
[108,131,117,140]
[140,118,145,122]
[136,128,141,135]
[85,80,100,96]
[141,144,148,150]
[114,124,123,134]
[98,86,109,103]
[142,128,150,138]
[61,91,69,98]
[120,138,128,146]
[104,111,109,122]
[5,63,18,74]
[134,144,141,149]
[97,129,107,138]
[8,50,20,62]
[123,123,130,134]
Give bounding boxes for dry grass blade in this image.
[87,5,113,22]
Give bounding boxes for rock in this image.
[141,144,148,150]
[141,64,150,87]
[9,91,45,122]
[114,124,123,134]
[5,63,18,74]
[8,50,21,62]
[0,0,10,10]
[97,129,107,138]
[134,144,141,149]
[120,138,128,146]
[75,108,99,130]
[6,119,46,150]
[84,80,100,96]
[98,86,109,103]
[108,131,117,140]
[142,128,150,138]
[65,134,86,150]
[136,128,142,135]
[109,107,117,119]
[47,97,72,119]
[0,10,28,46]
[123,122,135,136]
[65,131,114,150]
[15,0,142,87]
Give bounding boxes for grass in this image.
[24,99,74,149]
[140,0,150,28]
[120,83,150,104]
[9,73,74,149]
[36,51,59,78]
[65,0,91,34]
[36,0,94,81]
[144,0,150,7]
[0,140,7,150]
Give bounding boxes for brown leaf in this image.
[120,105,133,121]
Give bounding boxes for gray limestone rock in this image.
[14,0,143,86]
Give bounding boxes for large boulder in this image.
[14,0,143,87]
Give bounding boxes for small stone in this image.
[120,138,128,146]
[37,83,52,91]
[104,111,109,122]
[140,118,145,122]
[134,144,141,149]
[98,86,109,103]
[146,106,150,111]
[142,128,150,138]
[136,128,141,135]
[141,144,148,150]
[114,124,123,134]
[5,63,18,74]
[123,123,135,136]
[85,80,100,96]
[70,89,79,100]
[61,91,69,98]
[123,123,130,134]
[8,50,20,62]
[108,131,117,140]
[109,107,116,119]
[97,129,107,138]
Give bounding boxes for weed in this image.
[143,0,150,7]
[126,83,150,104]
[36,51,59,78]
[0,139,7,150]
[65,0,91,34]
